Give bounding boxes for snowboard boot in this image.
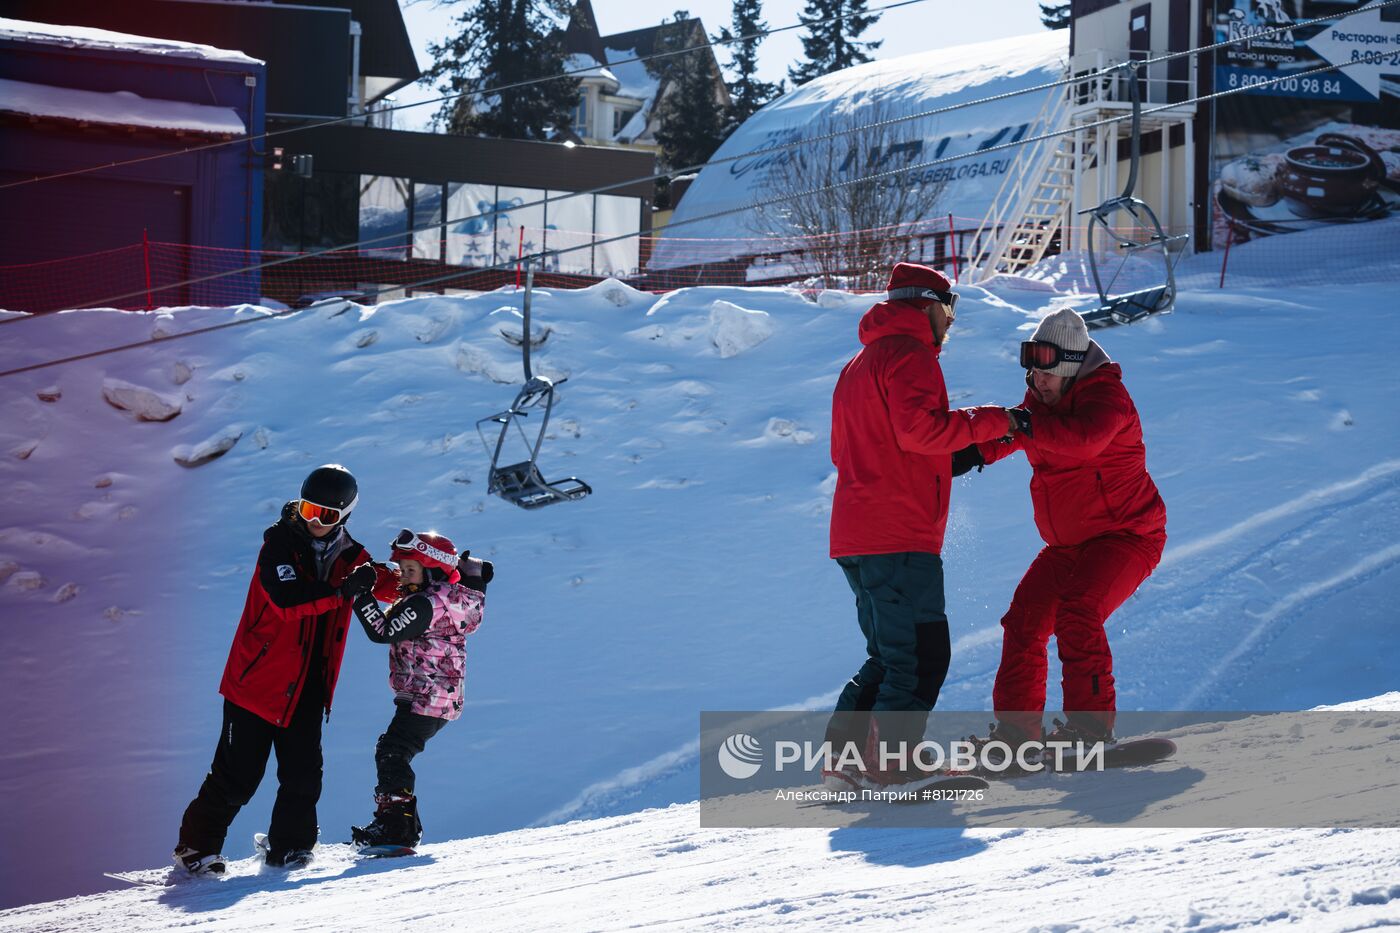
[963,720,1044,776]
[254,832,315,869]
[351,792,422,850]
[1044,715,1115,746]
[173,845,226,876]
[858,716,947,786]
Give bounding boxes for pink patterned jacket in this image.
[357,574,485,721]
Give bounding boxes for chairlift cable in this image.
[14,0,1398,317]
[0,0,934,192]
[0,50,1382,380]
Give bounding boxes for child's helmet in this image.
[390,529,461,584]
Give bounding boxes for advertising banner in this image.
[1212,0,1400,247]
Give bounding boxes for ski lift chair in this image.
[476,262,591,509]
[477,375,592,509]
[1078,62,1189,330]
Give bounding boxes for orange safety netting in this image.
[1,211,1384,315]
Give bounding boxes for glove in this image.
[951,444,985,477]
[1007,407,1033,438]
[338,564,376,600]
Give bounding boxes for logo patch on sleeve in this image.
[277,564,297,581]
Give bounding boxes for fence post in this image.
[142,228,153,311]
[947,213,960,282]
[515,226,525,290]
[1218,224,1233,290]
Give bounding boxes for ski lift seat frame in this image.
[1078,62,1190,328]
[476,264,592,509]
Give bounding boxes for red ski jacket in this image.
[979,343,1166,548]
[830,299,1010,557]
[219,511,370,727]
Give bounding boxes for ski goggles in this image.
[391,529,458,568]
[296,496,355,526]
[1019,340,1086,371]
[888,286,958,318]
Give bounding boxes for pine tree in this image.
[786,0,882,87]
[1040,3,1071,29]
[424,0,580,140]
[652,12,728,172]
[717,0,783,137]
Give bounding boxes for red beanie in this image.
[886,262,951,297]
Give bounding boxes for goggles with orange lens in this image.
[297,498,352,526]
[1019,340,1086,371]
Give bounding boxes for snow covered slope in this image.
[1,234,1398,913]
[4,694,1400,931]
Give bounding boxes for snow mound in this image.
[815,289,867,310]
[100,378,182,422]
[172,427,243,468]
[578,276,651,309]
[743,417,817,446]
[708,300,773,358]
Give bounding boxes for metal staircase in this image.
[963,85,1076,284]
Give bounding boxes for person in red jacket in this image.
[174,464,377,874]
[824,262,1019,785]
[958,307,1167,751]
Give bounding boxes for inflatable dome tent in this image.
[648,30,1068,284]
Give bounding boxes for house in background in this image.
[0,17,265,312]
[561,0,729,155]
[0,0,658,311]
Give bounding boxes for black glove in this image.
[951,444,985,477]
[338,564,376,600]
[1007,407,1033,438]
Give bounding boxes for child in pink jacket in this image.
[350,529,491,850]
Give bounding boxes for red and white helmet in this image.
[390,529,460,584]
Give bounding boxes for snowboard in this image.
[1044,736,1177,772]
[356,844,417,859]
[976,736,1178,779]
[104,869,184,888]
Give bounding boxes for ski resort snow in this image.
[1,220,1399,928]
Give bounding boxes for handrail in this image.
[963,79,1071,284]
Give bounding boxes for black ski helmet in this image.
[299,464,358,523]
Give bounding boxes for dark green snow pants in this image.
[825,552,951,754]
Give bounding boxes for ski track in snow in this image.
[1157,458,1400,572]
[4,819,1400,931]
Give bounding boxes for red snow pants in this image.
[991,532,1164,738]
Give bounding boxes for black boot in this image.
[351,792,421,849]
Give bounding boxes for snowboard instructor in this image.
[958,307,1167,751]
[824,262,1022,785]
[174,464,378,873]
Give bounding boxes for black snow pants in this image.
[375,701,448,796]
[177,684,325,857]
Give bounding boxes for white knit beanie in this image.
[1030,308,1091,377]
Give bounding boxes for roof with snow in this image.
[650,30,1069,268]
[0,16,262,65]
[562,1,722,146]
[0,76,246,134]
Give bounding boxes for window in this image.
[593,194,641,277]
[613,107,637,137]
[358,175,411,260]
[444,182,496,267]
[572,92,589,136]
[412,183,444,261]
[545,190,595,274]
[493,187,547,265]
